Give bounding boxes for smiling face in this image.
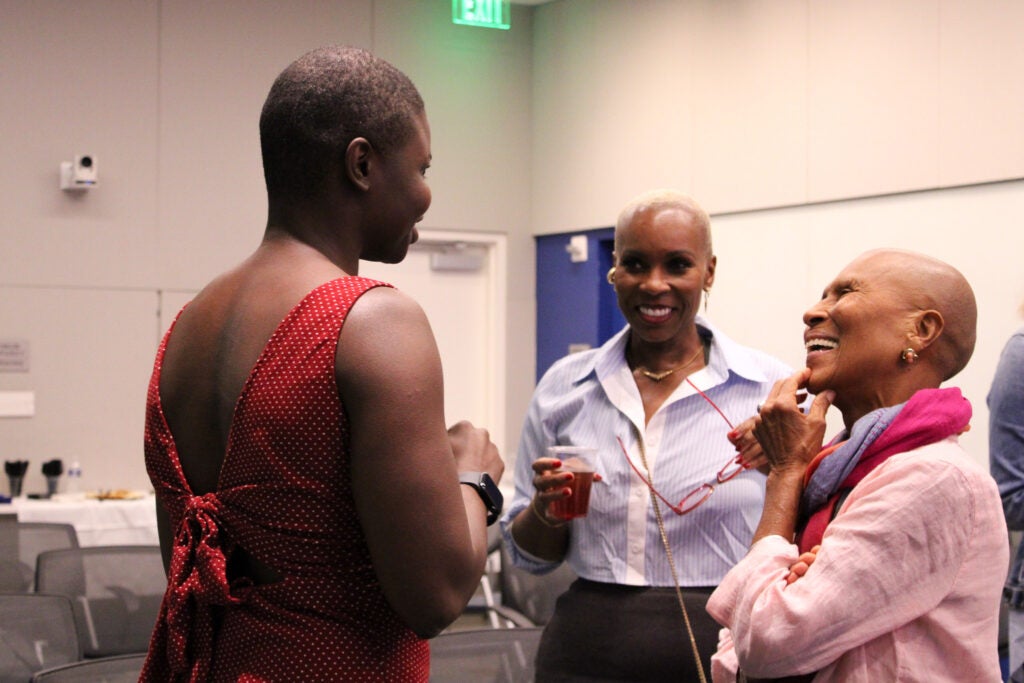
[613,204,715,350]
[363,110,433,264]
[803,251,925,419]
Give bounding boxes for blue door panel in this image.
[535,228,625,382]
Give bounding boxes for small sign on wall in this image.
[0,339,29,373]
[452,0,510,30]
[0,391,34,417]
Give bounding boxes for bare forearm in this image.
[461,486,492,568]
[752,469,805,545]
[510,498,570,561]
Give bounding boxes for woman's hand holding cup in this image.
[532,447,599,524]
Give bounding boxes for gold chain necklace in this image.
[635,429,708,683]
[634,341,706,382]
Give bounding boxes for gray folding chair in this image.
[489,537,576,628]
[0,521,78,592]
[35,546,165,658]
[0,592,81,683]
[429,627,543,682]
[30,653,146,682]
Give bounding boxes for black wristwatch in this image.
[459,472,503,526]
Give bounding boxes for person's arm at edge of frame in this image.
[989,333,1024,529]
[339,285,503,638]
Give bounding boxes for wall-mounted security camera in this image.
[60,155,98,191]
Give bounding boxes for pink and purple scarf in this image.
[796,387,972,553]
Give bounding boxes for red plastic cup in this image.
[546,446,596,520]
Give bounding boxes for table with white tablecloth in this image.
[0,494,158,546]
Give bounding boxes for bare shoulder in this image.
[340,284,433,346]
[335,285,441,388]
[346,282,426,323]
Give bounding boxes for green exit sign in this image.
[452,0,511,30]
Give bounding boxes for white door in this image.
[359,230,507,455]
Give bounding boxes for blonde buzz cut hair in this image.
[614,189,713,257]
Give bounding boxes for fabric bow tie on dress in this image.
[164,493,247,681]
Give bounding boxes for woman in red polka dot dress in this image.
[140,46,505,682]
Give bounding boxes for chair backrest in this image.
[0,521,79,592]
[499,538,576,626]
[0,592,81,683]
[30,653,147,683]
[35,546,165,658]
[429,627,543,682]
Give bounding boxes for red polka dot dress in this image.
[140,278,429,682]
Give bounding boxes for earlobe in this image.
[345,137,373,191]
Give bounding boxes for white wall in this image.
[1,0,1021,494]
[707,180,1024,456]
[531,0,1024,467]
[0,0,535,494]
[531,0,1024,230]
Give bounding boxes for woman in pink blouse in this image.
[707,248,1007,682]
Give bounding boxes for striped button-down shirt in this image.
[501,317,793,586]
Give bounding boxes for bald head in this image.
[615,190,713,259]
[858,249,977,380]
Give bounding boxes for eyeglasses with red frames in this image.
[616,436,752,515]
[616,376,753,516]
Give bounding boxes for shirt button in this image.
[630,544,641,554]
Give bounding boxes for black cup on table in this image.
[4,460,28,498]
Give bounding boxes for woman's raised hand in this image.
[753,369,834,475]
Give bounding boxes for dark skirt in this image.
[535,578,718,682]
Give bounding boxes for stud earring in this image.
[606,267,617,285]
[901,347,918,364]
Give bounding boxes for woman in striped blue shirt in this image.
[500,189,793,682]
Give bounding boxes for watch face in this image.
[461,472,503,525]
[480,473,504,511]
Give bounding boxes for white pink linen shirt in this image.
[707,437,1007,682]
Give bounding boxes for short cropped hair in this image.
[259,45,424,202]
[615,189,713,258]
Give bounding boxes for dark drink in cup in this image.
[549,470,595,520]
[546,446,596,520]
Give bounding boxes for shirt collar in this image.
[572,315,772,386]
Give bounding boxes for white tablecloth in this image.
[0,494,159,546]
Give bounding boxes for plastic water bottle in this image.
[67,461,82,494]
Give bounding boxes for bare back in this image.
[159,241,344,496]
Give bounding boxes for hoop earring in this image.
[607,267,617,285]
[901,347,918,364]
